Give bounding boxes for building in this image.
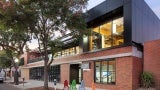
[19,0,160,90]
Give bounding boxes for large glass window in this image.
[90,17,124,50]
[100,21,112,48]
[54,46,79,58]
[90,27,101,50]
[29,65,60,82]
[95,62,101,83]
[112,18,124,46]
[95,59,116,84]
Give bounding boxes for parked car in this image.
[0,74,4,83]
[0,69,5,83]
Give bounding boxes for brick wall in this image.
[83,56,142,90]
[132,57,143,90]
[21,68,30,80]
[23,52,29,66]
[24,46,143,90]
[28,52,41,60]
[144,40,160,86]
[116,57,133,90]
[83,61,94,87]
[60,64,70,83]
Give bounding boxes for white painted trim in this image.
[132,47,143,58]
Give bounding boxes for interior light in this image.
[113,23,117,34]
[83,36,88,43]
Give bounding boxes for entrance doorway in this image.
[70,64,82,84]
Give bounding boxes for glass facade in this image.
[29,65,60,82]
[55,46,79,58]
[49,65,60,82]
[90,17,124,50]
[30,67,44,81]
[95,59,116,84]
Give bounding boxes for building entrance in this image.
[70,64,82,84]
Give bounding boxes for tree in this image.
[1,0,89,89]
[0,50,12,79]
[0,0,35,85]
[0,50,12,68]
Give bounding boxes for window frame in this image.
[90,16,124,51]
[94,59,116,84]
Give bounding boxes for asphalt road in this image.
[0,83,22,90]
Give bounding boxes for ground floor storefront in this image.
[60,56,142,90]
[21,46,143,90]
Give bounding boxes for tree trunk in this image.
[14,68,19,85]
[44,62,49,90]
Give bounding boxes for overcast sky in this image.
[28,0,160,49]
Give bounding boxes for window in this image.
[95,59,116,84]
[90,27,101,50]
[30,65,60,82]
[112,18,124,46]
[90,17,124,51]
[29,67,44,81]
[55,46,79,58]
[100,21,112,48]
[49,65,60,82]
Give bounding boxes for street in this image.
[0,83,21,90]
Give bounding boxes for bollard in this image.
[70,80,76,90]
[54,79,57,90]
[79,80,85,90]
[22,78,25,87]
[63,80,69,90]
[92,83,95,90]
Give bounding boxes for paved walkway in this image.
[0,83,22,90]
[4,78,106,90]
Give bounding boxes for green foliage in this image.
[141,72,154,88]
[0,50,12,68]
[1,0,89,89]
[0,0,34,56]
[48,39,63,57]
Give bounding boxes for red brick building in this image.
[19,0,160,90]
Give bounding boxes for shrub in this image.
[141,72,154,88]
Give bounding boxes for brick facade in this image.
[83,56,142,90]
[60,64,70,83]
[144,40,160,86]
[132,57,143,90]
[21,68,30,80]
[22,46,143,90]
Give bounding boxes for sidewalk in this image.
[4,78,106,90]
[5,78,64,90]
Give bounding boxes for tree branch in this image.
[0,43,17,51]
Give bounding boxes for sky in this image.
[28,0,160,49]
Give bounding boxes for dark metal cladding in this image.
[85,0,160,48]
[131,0,160,43]
[61,0,160,52]
[86,0,124,23]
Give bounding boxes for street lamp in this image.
[14,58,19,85]
[14,58,19,63]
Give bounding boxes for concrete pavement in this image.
[4,78,106,90]
[0,83,22,90]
